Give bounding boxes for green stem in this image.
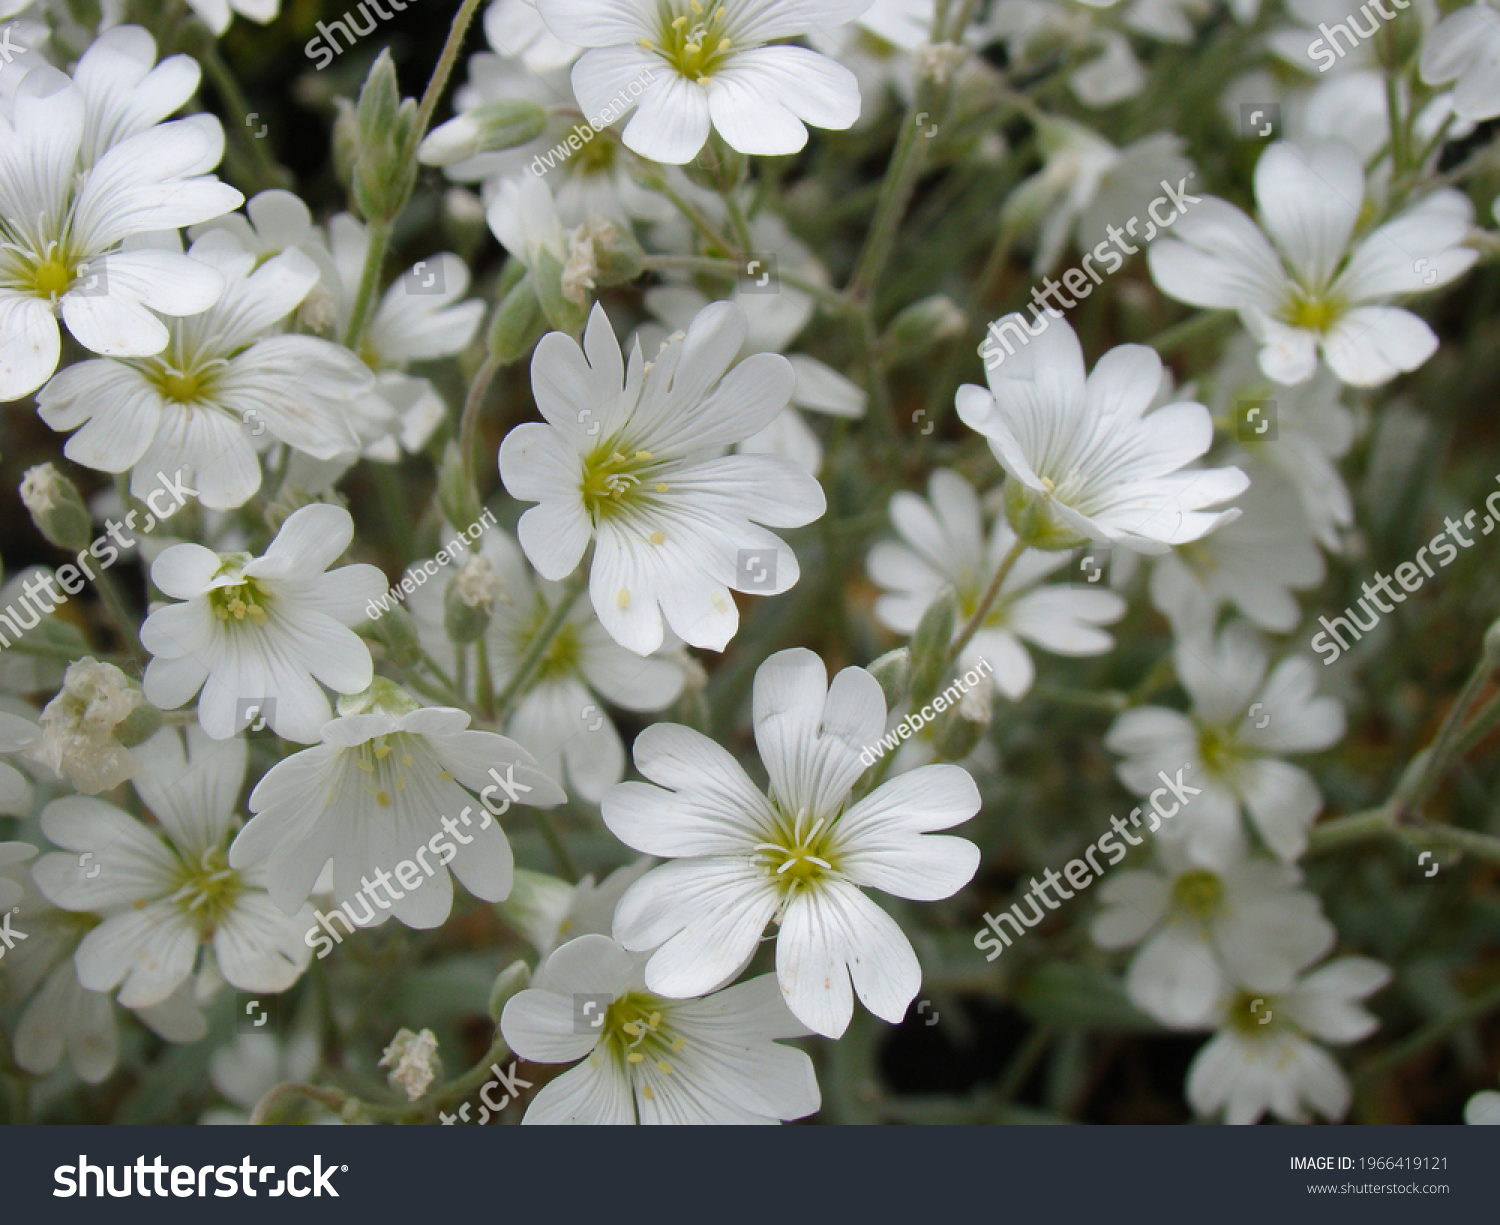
[411,0,488,155]
[1407,655,1495,813]
[995,1025,1053,1103]
[343,218,392,351]
[459,353,503,508]
[249,1082,350,1125]
[93,569,143,665]
[1355,977,1500,1087]
[492,571,588,723]
[426,1026,514,1116]
[475,636,496,721]
[1143,309,1234,355]
[945,538,1027,669]
[197,41,289,193]
[534,807,579,883]
[848,100,931,302]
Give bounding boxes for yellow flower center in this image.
[753,805,841,895]
[1171,869,1224,921]
[532,619,582,682]
[208,573,273,626]
[593,992,687,1093]
[1225,989,1295,1039]
[1284,290,1341,333]
[168,845,244,936]
[32,255,74,298]
[645,0,734,82]
[579,444,667,523]
[348,732,422,809]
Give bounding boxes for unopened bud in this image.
[884,295,966,364]
[487,274,548,364]
[932,703,985,761]
[21,463,92,552]
[438,441,483,534]
[352,51,417,221]
[445,570,493,644]
[577,216,644,287]
[908,589,958,707]
[487,959,532,1022]
[372,604,423,668]
[533,247,589,333]
[867,648,911,711]
[419,100,548,166]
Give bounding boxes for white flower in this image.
[0,854,208,1084]
[408,528,688,800]
[537,0,868,163]
[485,0,581,72]
[985,1,1146,107]
[500,301,826,655]
[640,217,866,475]
[807,0,933,122]
[1149,463,1325,637]
[1186,955,1389,1124]
[500,933,820,1123]
[0,710,38,816]
[956,316,1248,554]
[201,1029,322,1124]
[230,680,566,928]
[1005,120,1191,274]
[37,231,367,508]
[0,43,242,402]
[25,656,143,794]
[31,725,314,1008]
[1148,140,1477,387]
[0,839,35,914]
[316,213,484,458]
[1420,2,1500,121]
[380,1027,441,1101]
[868,469,1125,700]
[1209,335,1355,550]
[1466,1085,1500,1124]
[141,503,386,742]
[501,858,654,957]
[1106,622,1345,865]
[187,0,280,36]
[604,648,981,1037]
[1092,838,1334,1026]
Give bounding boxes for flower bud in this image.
[908,589,958,707]
[20,463,92,552]
[577,216,644,287]
[444,557,499,644]
[488,959,533,1022]
[883,295,967,365]
[933,703,985,761]
[352,51,417,222]
[419,100,548,166]
[533,247,590,334]
[372,603,424,669]
[26,657,143,794]
[867,647,911,710]
[438,441,483,534]
[487,274,549,365]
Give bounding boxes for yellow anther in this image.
[654,482,669,493]
[635,450,653,461]
[649,531,666,545]
[356,758,374,773]
[374,743,391,759]
[627,1051,645,1063]
[642,1083,655,1100]
[656,1059,674,1074]
[617,588,631,609]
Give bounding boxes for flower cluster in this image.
[0,0,1494,1133]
